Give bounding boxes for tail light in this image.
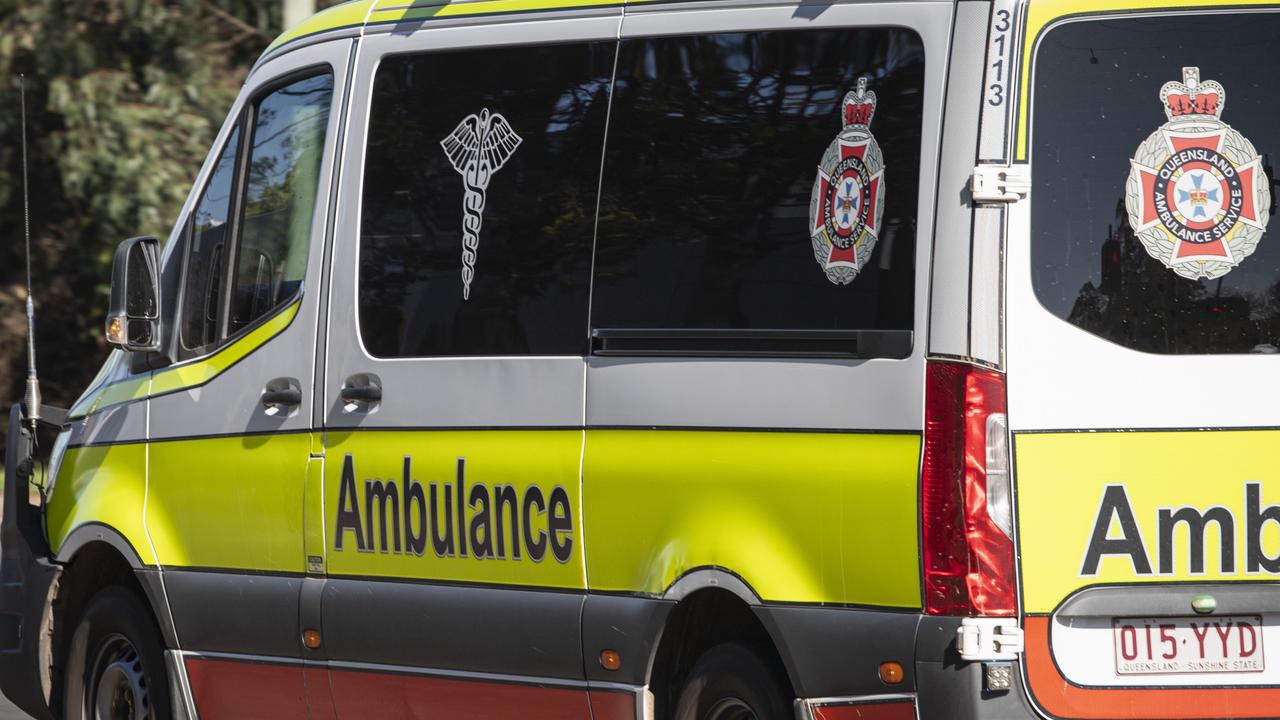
[921,360,1016,616]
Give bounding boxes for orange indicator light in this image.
[599,649,621,671]
[303,629,322,650]
[879,661,904,684]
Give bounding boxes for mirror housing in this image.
[106,236,161,352]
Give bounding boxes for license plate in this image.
[1113,615,1265,675]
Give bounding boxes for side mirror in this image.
[105,236,161,352]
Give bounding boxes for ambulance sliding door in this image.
[318,12,619,717]
[1005,8,1280,719]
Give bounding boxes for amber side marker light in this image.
[106,316,125,345]
[878,661,904,685]
[599,649,622,671]
[303,629,322,650]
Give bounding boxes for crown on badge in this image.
[843,76,877,128]
[1159,67,1225,121]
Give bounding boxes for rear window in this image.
[1030,12,1280,354]
[590,28,925,357]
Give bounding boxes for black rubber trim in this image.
[591,328,914,359]
[73,426,924,450]
[756,604,921,698]
[321,577,585,680]
[582,594,674,685]
[164,569,304,659]
[134,568,179,650]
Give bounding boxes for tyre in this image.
[673,643,792,720]
[63,586,172,720]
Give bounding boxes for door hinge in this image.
[971,164,1030,204]
[956,617,1024,661]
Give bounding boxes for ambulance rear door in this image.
[1005,5,1280,719]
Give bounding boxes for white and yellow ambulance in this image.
[3,0,1280,718]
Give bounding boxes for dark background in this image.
[0,0,341,471]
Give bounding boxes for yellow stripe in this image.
[370,0,623,22]
[269,0,378,51]
[269,0,625,52]
[584,430,922,606]
[146,432,310,573]
[47,443,156,565]
[68,301,300,419]
[1014,0,1280,160]
[1017,430,1280,613]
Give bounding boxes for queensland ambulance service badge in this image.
[1125,67,1269,280]
[809,77,885,285]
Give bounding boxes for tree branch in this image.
[198,1,270,41]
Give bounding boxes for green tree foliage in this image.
[0,1,333,413]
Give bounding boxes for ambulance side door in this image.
[145,40,348,714]
[318,15,619,716]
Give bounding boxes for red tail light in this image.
[921,360,1016,616]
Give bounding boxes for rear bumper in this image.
[0,404,61,720]
[915,616,1041,720]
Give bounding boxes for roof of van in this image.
[268,0,629,53]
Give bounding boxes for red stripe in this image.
[813,700,915,720]
[185,658,311,720]
[327,666,592,719]
[1025,615,1280,718]
[588,689,637,720]
[186,657,597,719]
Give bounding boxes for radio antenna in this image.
[19,75,41,428]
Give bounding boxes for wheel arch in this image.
[49,525,176,717]
[645,568,799,716]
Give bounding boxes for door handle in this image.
[340,373,382,414]
[339,385,382,402]
[262,388,302,406]
[261,377,302,417]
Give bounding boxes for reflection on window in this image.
[229,73,333,334]
[590,29,924,334]
[1031,13,1280,354]
[182,127,240,351]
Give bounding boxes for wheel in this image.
[63,586,171,720]
[672,643,792,720]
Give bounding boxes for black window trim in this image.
[590,328,914,359]
[172,62,336,365]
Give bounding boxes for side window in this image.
[230,73,333,334]
[358,42,615,358]
[178,70,333,357]
[182,127,241,352]
[591,29,925,356]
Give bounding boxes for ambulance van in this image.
[4,0,1280,718]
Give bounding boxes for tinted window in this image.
[1031,13,1280,354]
[591,29,924,339]
[359,43,613,357]
[182,127,240,351]
[229,73,333,334]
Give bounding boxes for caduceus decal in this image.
[440,109,523,300]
